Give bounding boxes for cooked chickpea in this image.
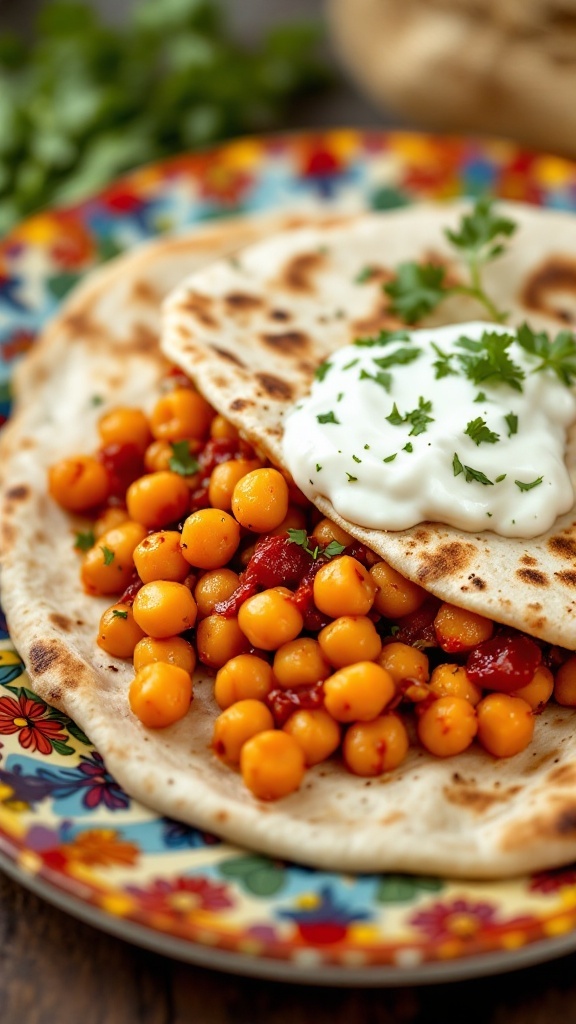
[343,713,409,776]
[97,603,146,658]
[272,637,331,688]
[429,663,482,706]
[323,661,394,723]
[434,603,493,654]
[313,556,376,618]
[265,504,308,538]
[231,467,289,533]
[129,662,193,728]
[318,616,382,668]
[310,518,353,549]
[98,407,152,455]
[81,520,147,595]
[133,636,196,676]
[214,654,275,709]
[240,730,306,800]
[283,709,341,766]
[210,414,239,441]
[369,560,427,618]
[48,455,110,511]
[94,506,129,538]
[213,699,274,765]
[126,471,190,529]
[132,580,197,638]
[180,508,241,569]
[476,693,534,757]
[208,458,261,511]
[196,614,250,668]
[553,655,576,706]
[194,568,240,617]
[238,588,304,650]
[133,531,190,584]
[150,387,214,441]
[511,665,554,710]
[377,642,430,688]
[417,696,478,757]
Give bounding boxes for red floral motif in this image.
[0,693,68,755]
[409,898,498,942]
[126,876,234,918]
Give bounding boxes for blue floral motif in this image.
[31,751,130,814]
[278,884,371,927]
[162,817,220,850]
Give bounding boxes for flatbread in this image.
[162,200,576,649]
[4,205,576,879]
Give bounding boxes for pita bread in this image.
[4,205,576,879]
[327,0,576,159]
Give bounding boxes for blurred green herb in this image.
[0,0,329,233]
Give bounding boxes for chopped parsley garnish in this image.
[364,443,370,449]
[386,396,434,436]
[342,358,359,370]
[316,463,322,472]
[287,528,346,561]
[431,342,457,380]
[464,417,500,446]
[403,442,414,453]
[372,346,422,371]
[495,473,507,482]
[112,609,128,619]
[474,391,487,403]
[505,412,518,437]
[169,441,200,476]
[90,394,104,407]
[383,453,397,463]
[384,198,516,324]
[74,529,95,552]
[337,392,343,402]
[317,410,340,425]
[355,266,375,284]
[315,361,332,381]
[453,453,494,485]
[352,454,362,463]
[359,368,392,392]
[455,331,524,391]
[353,329,412,348]
[101,545,115,565]
[515,476,544,492]
[516,323,576,385]
[346,472,358,482]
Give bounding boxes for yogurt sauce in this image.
[281,322,576,539]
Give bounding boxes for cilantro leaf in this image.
[315,361,332,381]
[453,453,494,485]
[515,476,544,492]
[372,346,422,370]
[505,412,518,437]
[101,545,115,565]
[74,529,95,552]
[386,397,434,436]
[359,368,392,392]
[516,323,576,385]
[444,198,516,262]
[431,342,457,379]
[169,440,200,476]
[455,331,524,391]
[385,403,404,426]
[317,410,340,425]
[384,262,447,324]
[287,529,345,561]
[464,417,500,446]
[323,540,346,558]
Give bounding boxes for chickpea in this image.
[231,467,289,532]
[343,713,409,776]
[133,636,196,676]
[214,654,275,709]
[132,580,197,638]
[370,560,427,619]
[144,438,201,475]
[48,455,110,512]
[208,458,262,511]
[133,531,190,584]
[318,616,382,668]
[429,663,482,706]
[476,693,534,757]
[196,614,250,668]
[150,387,214,441]
[272,637,331,689]
[210,414,239,441]
[434,603,493,654]
[81,520,147,596]
[194,568,240,618]
[553,655,576,706]
[417,696,478,757]
[265,504,308,539]
[313,556,376,618]
[323,661,394,722]
[240,730,306,800]
[213,700,274,765]
[180,508,241,569]
[310,518,353,549]
[283,709,341,766]
[377,642,430,688]
[126,471,190,529]
[238,588,304,650]
[98,407,152,455]
[129,662,193,728]
[97,603,146,659]
[94,506,129,538]
[511,665,554,710]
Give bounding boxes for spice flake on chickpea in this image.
[7,204,576,878]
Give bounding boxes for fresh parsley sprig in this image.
[464,417,500,446]
[384,198,516,325]
[287,528,346,561]
[516,323,576,385]
[386,396,434,436]
[455,331,524,391]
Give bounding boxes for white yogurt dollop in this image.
[281,321,576,538]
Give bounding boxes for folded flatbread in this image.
[4,202,576,878]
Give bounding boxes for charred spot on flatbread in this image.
[416,541,476,584]
[132,280,161,306]
[548,534,576,560]
[28,638,66,676]
[256,373,293,401]
[230,398,255,412]
[49,612,72,632]
[444,781,523,814]
[270,309,291,321]
[128,323,160,355]
[181,291,218,328]
[261,330,309,355]
[516,567,549,586]
[522,256,576,323]
[224,292,263,312]
[210,344,245,368]
[277,250,326,292]
[5,484,29,502]
[555,570,576,588]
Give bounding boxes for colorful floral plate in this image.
[3,130,576,985]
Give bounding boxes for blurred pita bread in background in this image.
[327,0,576,158]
